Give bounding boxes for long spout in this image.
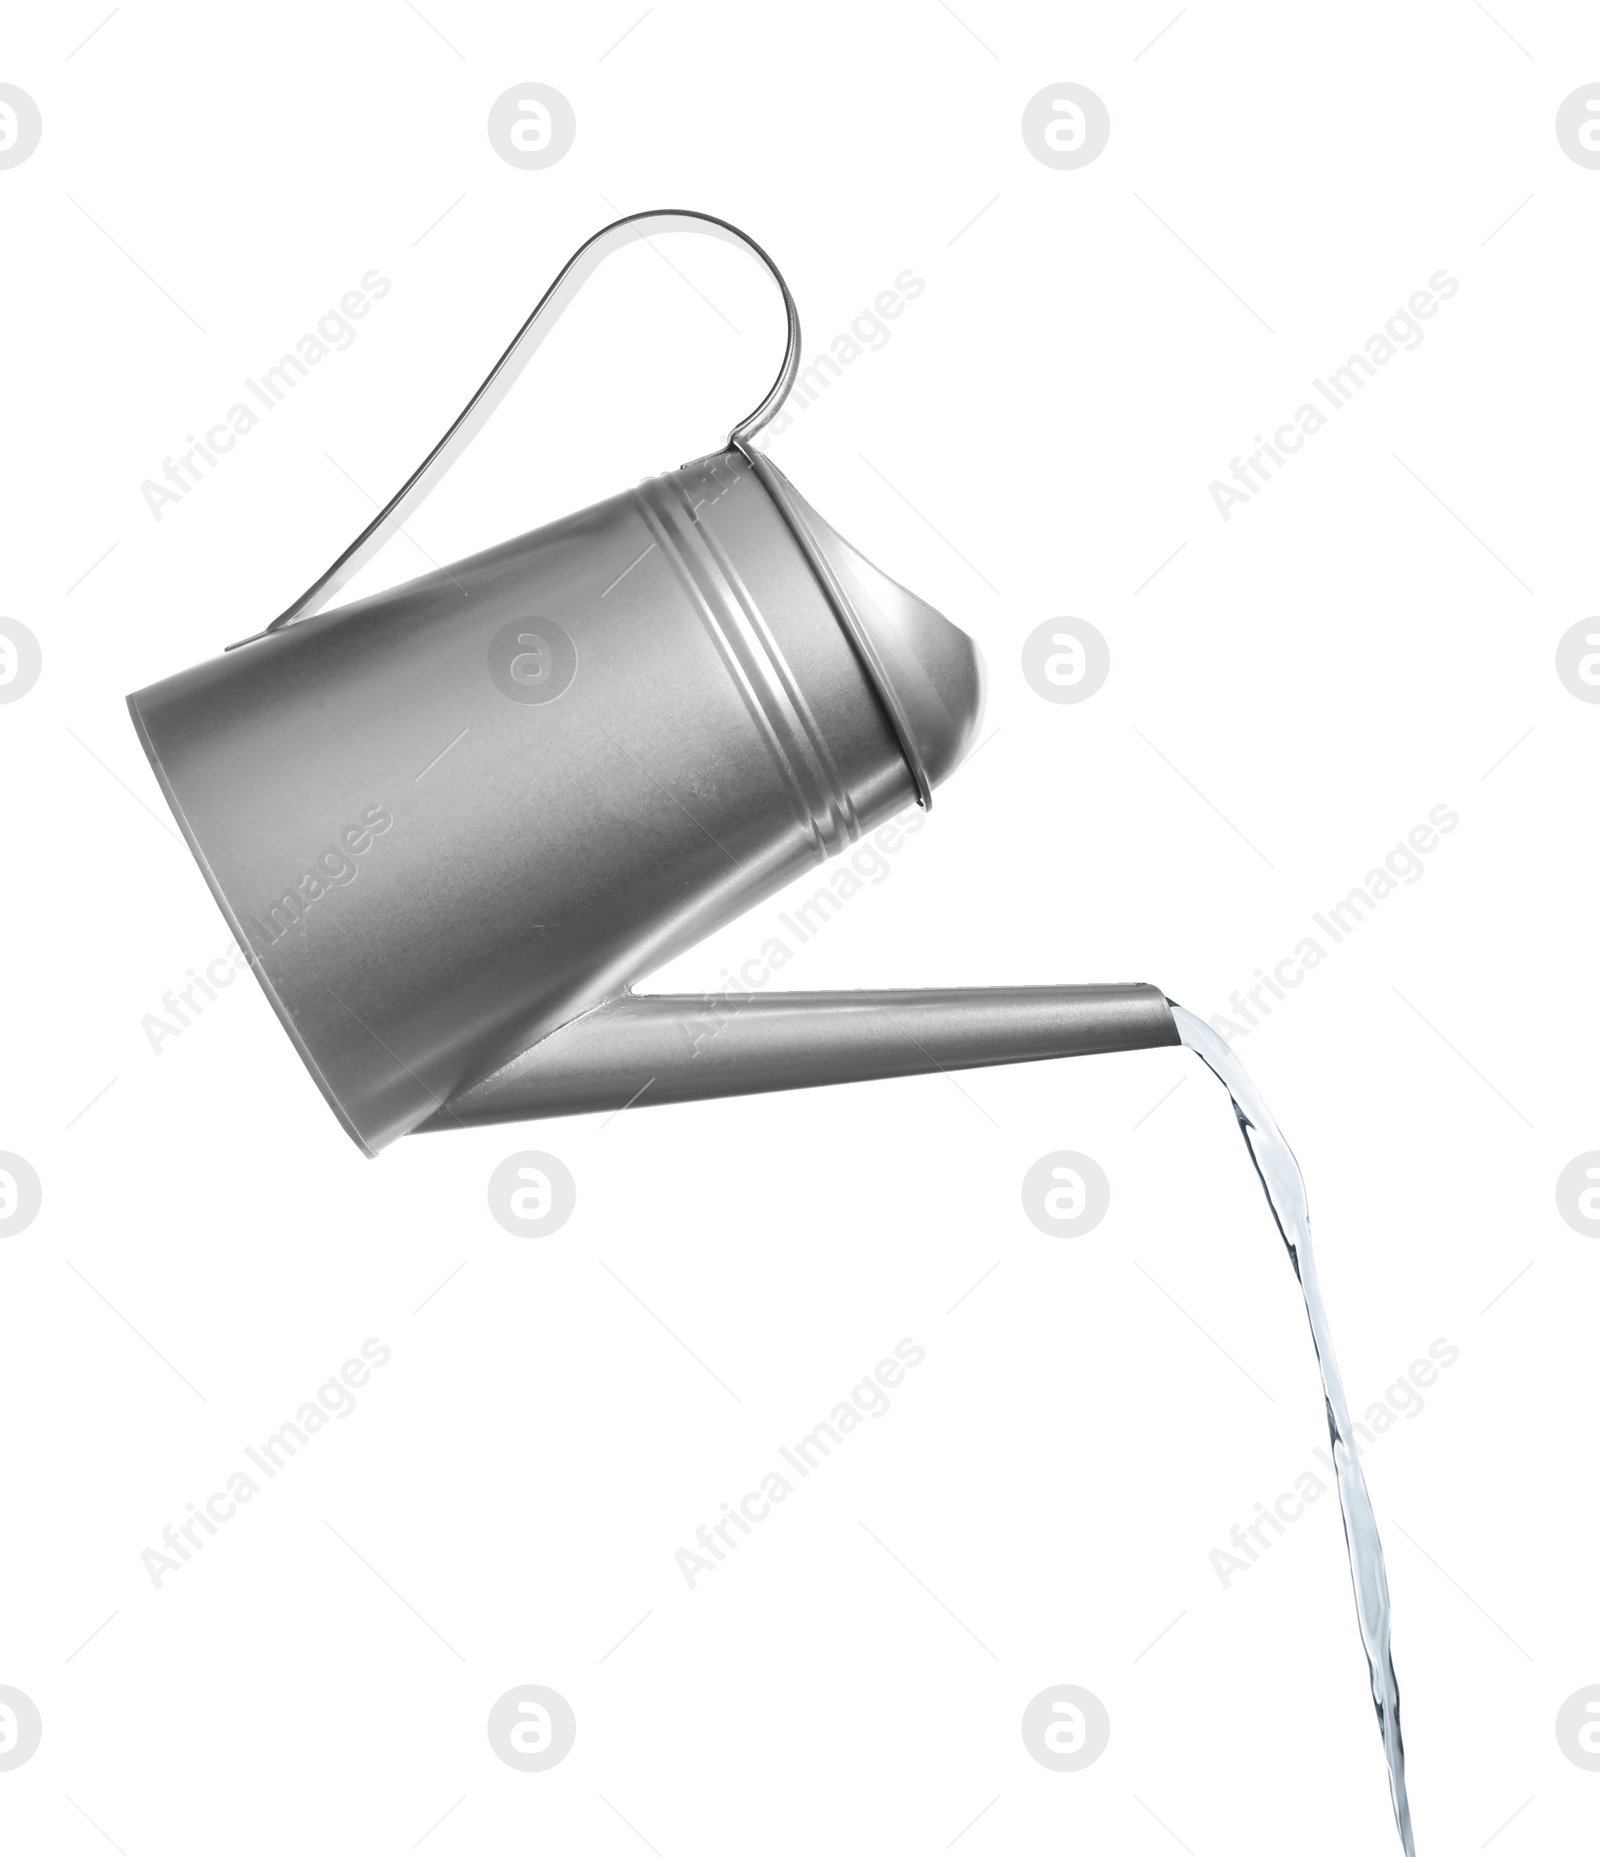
[418,984,1178,1132]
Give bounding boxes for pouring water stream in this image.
[1170,1004,1415,1855]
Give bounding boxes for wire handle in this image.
[232,210,802,648]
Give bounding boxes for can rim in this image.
[733,442,934,812]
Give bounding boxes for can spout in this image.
[418,984,1178,1131]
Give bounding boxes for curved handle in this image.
[234,209,802,647]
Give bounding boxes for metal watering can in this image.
[128,211,1178,1155]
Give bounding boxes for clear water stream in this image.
[1171,1003,1414,1855]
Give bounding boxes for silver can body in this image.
[129,452,914,1153]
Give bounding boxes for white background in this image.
[1,3,1595,1852]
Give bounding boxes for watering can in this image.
[127,211,1178,1154]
